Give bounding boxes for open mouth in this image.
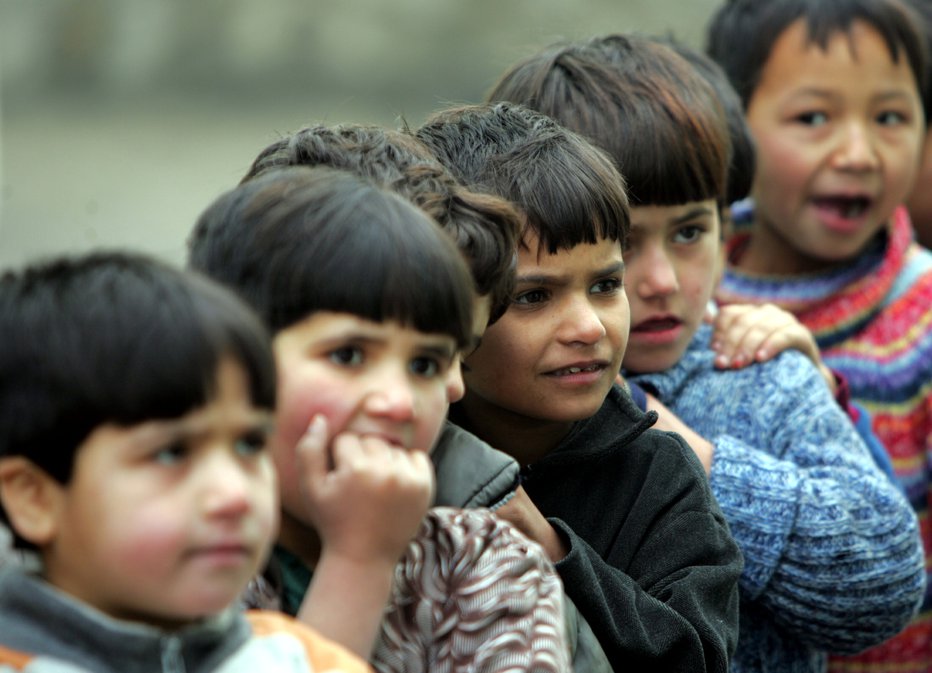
[813,196,871,219]
[633,317,680,333]
[548,363,604,376]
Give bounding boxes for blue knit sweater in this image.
[627,324,925,673]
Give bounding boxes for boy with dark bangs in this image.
[0,251,369,673]
[416,101,743,672]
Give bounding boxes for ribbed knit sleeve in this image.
[638,342,924,655]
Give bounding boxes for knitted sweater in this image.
[628,323,924,673]
[718,206,932,673]
[0,567,369,673]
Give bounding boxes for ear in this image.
[0,457,63,547]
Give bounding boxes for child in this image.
[486,31,925,673]
[415,101,744,672]
[706,1,932,670]
[188,165,572,672]
[0,251,369,672]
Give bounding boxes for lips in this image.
[632,317,681,333]
[812,195,872,219]
[187,542,253,569]
[548,362,604,376]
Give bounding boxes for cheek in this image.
[605,296,630,352]
[683,257,718,313]
[96,494,189,569]
[753,132,805,191]
[276,369,353,452]
[884,140,923,203]
[413,385,450,450]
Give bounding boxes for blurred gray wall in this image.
[0,1,722,269]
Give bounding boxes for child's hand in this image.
[296,414,435,566]
[707,303,836,392]
[495,486,568,562]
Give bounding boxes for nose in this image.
[634,250,678,300]
[557,294,607,346]
[364,363,417,422]
[200,449,251,519]
[831,121,879,172]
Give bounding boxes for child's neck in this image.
[452,395,573,467]
[277,512,322,569]
[739,220,848,275]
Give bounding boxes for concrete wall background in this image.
[0,1,722,269]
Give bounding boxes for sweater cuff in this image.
[710,436,801,599]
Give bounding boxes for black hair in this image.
[706,0,930,120]
[188,165,474,349]
[415,102,630,254]
[657,34,757,205]
[241,123,519,324]
[0,251,276,544]
[486,34,732,209]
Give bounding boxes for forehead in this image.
[758,18,921,98]
[274,311,456,351]
[515,234,624,275]
[629,200,720,228]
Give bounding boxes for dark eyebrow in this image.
[515,260,625,286]
[672,207,715,225]
[594,261,625,277]
[423,343,457,362]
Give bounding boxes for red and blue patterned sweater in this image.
[718,206,932,673]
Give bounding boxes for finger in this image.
[296,414,331,475]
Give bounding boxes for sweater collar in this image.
[718,206,913,348]
[625,324,714,404]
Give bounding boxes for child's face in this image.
[745,19,924,272]
[39,358,278,628]
[462,233,628,425]
[270,312,456,524]
[622,200,722,374]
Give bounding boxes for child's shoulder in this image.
[597,387,708,473]
[245,611,371,673]
[432,421,520,509]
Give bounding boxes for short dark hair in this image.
[241,124,519,324]
[415,102,630,254]
[706,0,930,120]
[188,165,475,350]
[0,251,276,544]
[657,34,757,205]
[486,34,732,208]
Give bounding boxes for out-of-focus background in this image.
[1,0,722,270]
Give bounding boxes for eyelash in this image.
[235,430,268,456]
[513,278,622,305]
[673,225,706,244]
[150,430,267,466]
[328,344,445,379]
